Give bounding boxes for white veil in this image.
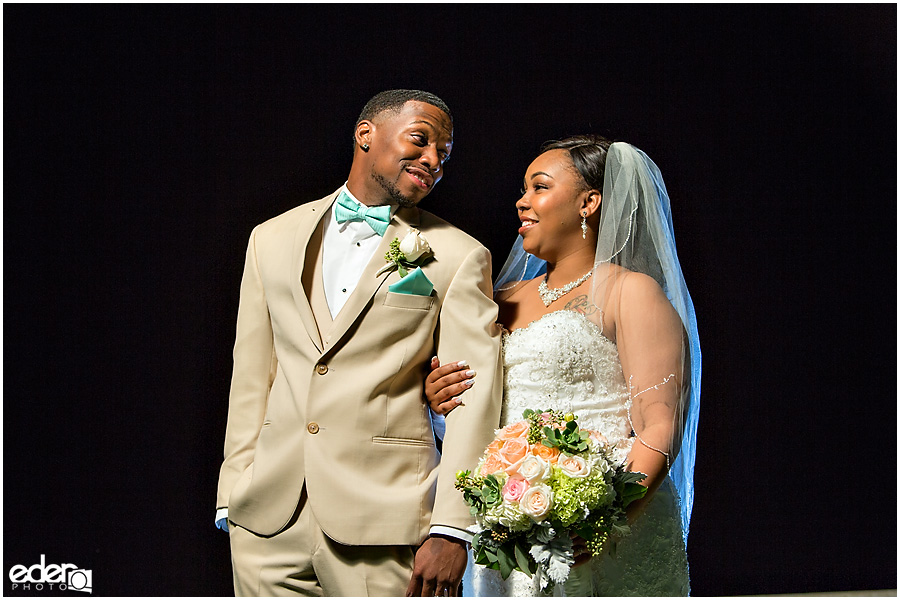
[493,142,701,544]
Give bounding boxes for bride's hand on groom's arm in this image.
[425,357,476,415]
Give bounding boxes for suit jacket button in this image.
[307,422,319,434]
[315,363,328,375]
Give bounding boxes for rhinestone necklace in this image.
[537,268,594,307]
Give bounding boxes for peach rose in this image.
[502,476,530,502]
[558,453,591,478]
[519,484,553,521]
[586,429,609,445]
[498,437,528,465]
[531,443,560,463]
[498,421,530,440]
[481,453,506,475]
[486,439,505,454]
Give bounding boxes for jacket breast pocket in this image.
[382,291,435,311]
[372,436,435,448]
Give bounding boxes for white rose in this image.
[557,453,591,478]
[519,484,553,521]
[516,455,550,483]
[399,228,432,261]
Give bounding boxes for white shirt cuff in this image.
[215,508,228,528]
[429,525,473,544]
[430,409,446,441]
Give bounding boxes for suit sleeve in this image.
[430,245,503,531]
[216,226,278,510]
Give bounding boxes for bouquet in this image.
[455,409,647,592]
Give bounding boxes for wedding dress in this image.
[472,141,700,596]
[463,310,690,596]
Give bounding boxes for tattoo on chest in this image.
[563,294,597,316]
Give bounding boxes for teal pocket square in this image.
[388,267,434,296]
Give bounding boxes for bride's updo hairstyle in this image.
[540,134,612,192]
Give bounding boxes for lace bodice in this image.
[464,310,689,597]
[500,310,634,465]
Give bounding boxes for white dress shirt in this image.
[322,185,395,318]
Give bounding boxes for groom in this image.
[216,90,503,596]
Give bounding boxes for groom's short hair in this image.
[356,89,452,128]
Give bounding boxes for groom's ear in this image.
[354,120,374,152]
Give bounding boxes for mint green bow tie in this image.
[334,192,391,236]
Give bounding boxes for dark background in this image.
[4,4,896,596]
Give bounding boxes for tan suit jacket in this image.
[217,190,503,545]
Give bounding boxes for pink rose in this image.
[498,421,529,440]
[519,484,553,520]
[502,476,530,502]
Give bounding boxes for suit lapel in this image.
[324,206,421,352]
[290,193,339,354]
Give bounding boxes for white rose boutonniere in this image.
[378,228,434,277]
[399,228,431,261]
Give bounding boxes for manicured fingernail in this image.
[454,397,462,404]
[464,379,475,387]
[457,360,468,367]
[465,370,476,377]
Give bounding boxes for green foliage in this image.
[514,543,534,576]
[472,531,535,580]
[456,470,486,513]
[455,471,504,514]
[481,474,503,508]
[384,239,404,262]
[542,420,590,454]
[522,408,575,445]
[614,470,648,508]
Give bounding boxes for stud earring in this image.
[361,143,370,152]
[581,212,588,239]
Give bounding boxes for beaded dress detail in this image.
[463,310,689,596]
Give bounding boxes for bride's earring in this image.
[581,212,588,239]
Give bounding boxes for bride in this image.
[426,136,701,596]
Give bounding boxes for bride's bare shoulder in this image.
[618,270,666,299]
